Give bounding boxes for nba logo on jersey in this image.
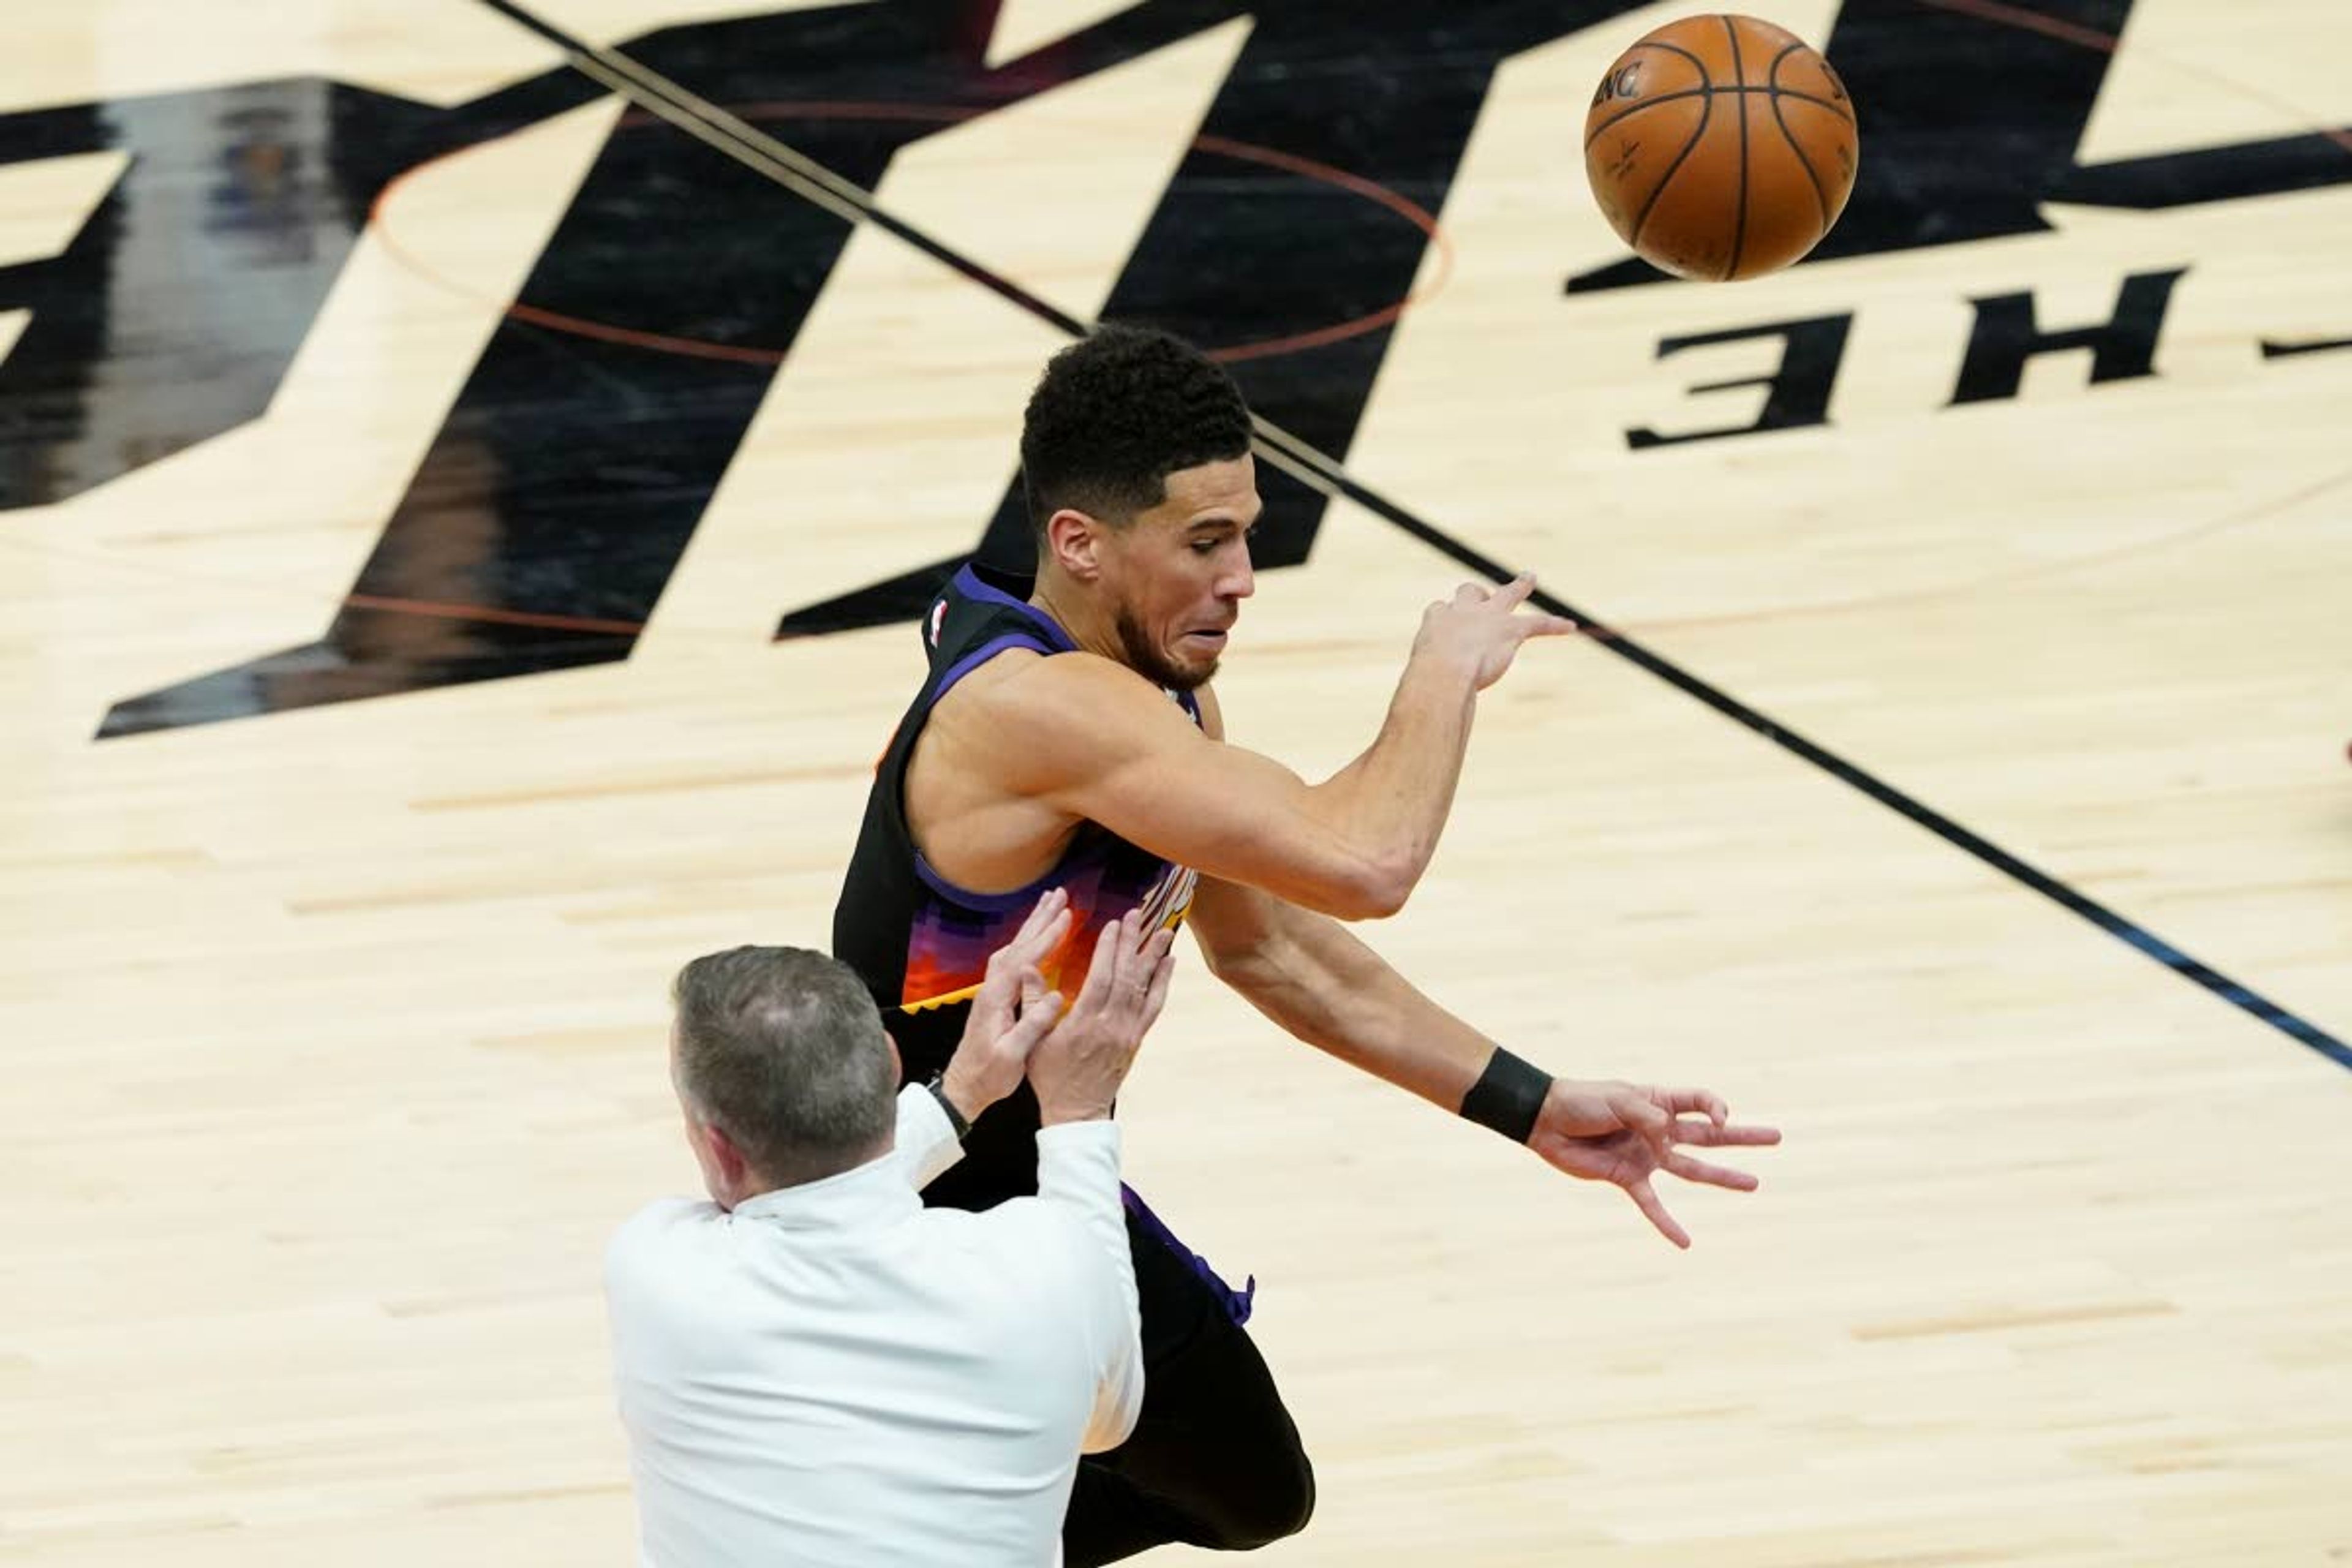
[927,599,948,649]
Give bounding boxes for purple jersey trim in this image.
[951,564,1079,650]
[934,631,1052,707]
[902,565,1207,954]
[1122,1183,1256,1327]
[909,625,1066,913]
[910,846,1065,913]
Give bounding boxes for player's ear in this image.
[1044,507,1106,581]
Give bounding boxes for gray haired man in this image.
[606,889,1175,1568]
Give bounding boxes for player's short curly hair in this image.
[1019,325,1253,537]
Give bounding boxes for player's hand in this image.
[1028,910,1178,1125]
[1527,1080,1781,1248]
[1412,574,1578,691]
[940,888,1073,1120]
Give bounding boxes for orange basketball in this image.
[1584,13,1858,281]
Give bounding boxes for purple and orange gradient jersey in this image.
[832,561,1198,1207]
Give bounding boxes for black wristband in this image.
[1460,1048,1551,1144]
[924,1072,971,1141]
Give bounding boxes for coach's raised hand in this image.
[1028,911,1178,1126]
[938,888,1074,1123]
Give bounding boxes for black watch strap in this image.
[925,1072,971,1141]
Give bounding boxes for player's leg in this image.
[1062,1196,1315,1564]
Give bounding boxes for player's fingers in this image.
[1488,571,1537,611]
[1653,1087,1731,1125]
[1507,612,1578,647]
[1662,1113,1736,1147]
[1680,1120,1783,1148]
[1626,1177,1692,1250]
[1610,1088,1672,1139]
[1663,1150,1762,1191]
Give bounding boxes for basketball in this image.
[1584,13,1858,281]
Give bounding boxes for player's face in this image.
[1103,454,1260,692]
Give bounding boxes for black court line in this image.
[2261,335,2352,359]
[467,0,2350,1071]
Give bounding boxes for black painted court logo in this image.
[0,0,2342,736]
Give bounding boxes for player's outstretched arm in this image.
[1188,873,1780,1248]
[983,576,1572,921]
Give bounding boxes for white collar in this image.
[728,1146,918,1233]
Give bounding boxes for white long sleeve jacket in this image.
[605,1088,1141,1567]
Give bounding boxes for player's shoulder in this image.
[952,646,1182,736]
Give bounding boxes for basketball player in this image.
[834,325,1780,1563]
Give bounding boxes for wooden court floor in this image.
[2,1,2348,1563]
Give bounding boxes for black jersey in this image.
[832,561,1200,1207]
